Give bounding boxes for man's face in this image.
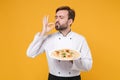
[55,10,70,30]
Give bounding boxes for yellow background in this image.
[0,0,120,80]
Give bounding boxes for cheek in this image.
[60,19,67,24]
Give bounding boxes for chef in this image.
[26,6,93,80]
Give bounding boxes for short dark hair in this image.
[56,6,75,21]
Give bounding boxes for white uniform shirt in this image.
[27,31,93,77]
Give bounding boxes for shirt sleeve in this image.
[71,38,93,71]
[26,32,47,58]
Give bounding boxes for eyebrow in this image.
[55,15,64,18]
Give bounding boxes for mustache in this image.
[55,22,60,25]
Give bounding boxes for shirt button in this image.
[58,72,60,74]
[69,72,71,74]
[70,38,72,40]
[58,60,60,62]
[59,38,61,40]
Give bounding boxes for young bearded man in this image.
[27,6,93,80]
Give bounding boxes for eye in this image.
[60,16,64,19]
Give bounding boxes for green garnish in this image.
[62,53,66,57]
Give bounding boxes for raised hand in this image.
[41,16,55,36]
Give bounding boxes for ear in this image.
[68,19,73,26]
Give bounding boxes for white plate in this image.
[49,49,81,61]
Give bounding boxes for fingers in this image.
[43,16,46,27]
[43,16,49,27]
[42,16,54,32]
[46,15,49,23]
[69,60,73,64]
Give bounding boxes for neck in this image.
[59,28,71,36]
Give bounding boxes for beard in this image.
[55,22,68,31]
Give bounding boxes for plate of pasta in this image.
[49,49,81,60]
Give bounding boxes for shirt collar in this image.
[58,30,73,37]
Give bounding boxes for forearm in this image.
[72,57,93,71]
[26,32,47,58]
